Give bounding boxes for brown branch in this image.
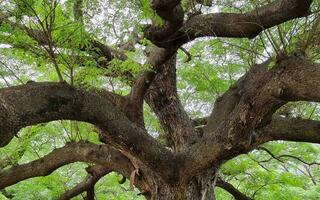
[145,0,184,46]
[144,55,196,151]
[160,0,313,47]
[2,1,192,154]
[86,185,95,200]
[0,82,179,183]
[257,116,320,145]
[125,44,195,151]
[58,165,110,200]
[271,57,320,103]
[125,47,176,127]
[2,3,183,132]
[183,55,320,178]
[216,178,253,200]
[0,142,132,189]
[204,60,271,132]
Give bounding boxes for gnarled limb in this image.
[0,142,133,189]
[145,0,184,46]
[183,55,320,179]
[268,56,320,102]
[126,0,184,119]
[125,47,176,127]
[145,55,197,151]
[0,82,179,183]
[159,0,313,47]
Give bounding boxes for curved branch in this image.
[126,47,177,127]
[216,178,253,200]
[183,55,320,178]
[0,82,179,183]
[58,165,110,200]
[0,142,132,189]
[145,0,184,46]
[162,0,313,47]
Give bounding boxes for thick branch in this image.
[204,60,269,133]
[86,185,95,200]
[160,0,313,47]
[125,48,170,119]
[216,178,253,200]
[183,55,320,178]
[0,82,179,183]
[0,142,132,189]
[145,55,197,151]
[257,116,320,144]
[145,0,184,46]
[126,47,177,127]
[270,55,320,102]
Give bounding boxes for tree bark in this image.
[145,55,197,151]
[145,169,216,200]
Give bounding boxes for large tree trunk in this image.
[147,170,216,200]
[144,50,215,200]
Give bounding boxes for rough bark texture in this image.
[152,0,313,47]
[145,55,197,151]
[0,0,318,199]
[0,142,132,189]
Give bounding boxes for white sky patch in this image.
[0,44,11,48]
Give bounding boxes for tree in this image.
[0,0,320,199]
